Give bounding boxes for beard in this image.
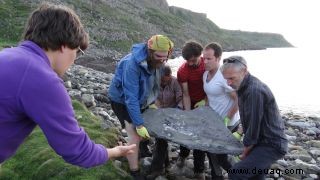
[188,63,199,69]
[148,56,165,69]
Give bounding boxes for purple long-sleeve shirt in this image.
[0,41,108,167]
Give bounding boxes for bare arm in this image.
[154,99,161,108]
[227,91,239,119]
[106,144,136,159]
[240,145,254,160]
[173,78,183,108]
[181,82,191,110]
[204,96,209,106]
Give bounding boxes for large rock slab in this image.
[142,106,243,155]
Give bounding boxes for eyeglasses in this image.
[76,47,85,59]
[223,57,247,67]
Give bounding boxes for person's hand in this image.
[194,99,206,108]
[239,152,247,160]
[148,104,158,109]
[224,117,230,126]
[136,125,150,139]
[232,132,242,140]
[234,155,241,162]
[107,143,136,159]
[239,146,253,160]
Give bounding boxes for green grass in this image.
[0,100,131,180]
[0,0,32,43]
[0,40,18,49]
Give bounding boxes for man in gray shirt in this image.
[221,56,288,179]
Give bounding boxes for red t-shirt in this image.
[177,57,206,103]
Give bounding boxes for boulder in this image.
[142,106,243,155]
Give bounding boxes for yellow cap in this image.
[147,35,174,52]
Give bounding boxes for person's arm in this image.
[106,144,136,159]
[242,87,265,153]
[173,78,183,108]
[122,59,144,126]
[204,96,209,106]
[226,91,239,119]
[20,71,109,168]
[154,99,161,108]
[240,145,254,160]
[181,82,191,110]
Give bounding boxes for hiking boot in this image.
[176,156,186,168]
[193,172,205,180]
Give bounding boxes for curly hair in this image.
[182,41,203,60]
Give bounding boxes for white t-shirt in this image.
[203,69,240,126]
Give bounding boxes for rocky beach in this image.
[64,64,320,179]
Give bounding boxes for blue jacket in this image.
[108,43,156,126]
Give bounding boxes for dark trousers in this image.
[228,145,285,180]
[179,146,206,173]
[150,138,169,171]
[207,124,239,179]
[139,139,151,158]
[208,153,232,179]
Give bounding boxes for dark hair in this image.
[23,3,88,51]
[182,41,203,61]
[162,65,172,76]
[204,42,222,58]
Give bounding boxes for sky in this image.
[166,0,320,48]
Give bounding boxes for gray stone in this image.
[286,134,297,141]
[307,140,320,148]
[277,159,289,167]
[64,80,72,88]
[308,127,320,135]
[81,94,96,107]
[142,107,243,155]
[309,174,318,179]
[287,120,316,129]
[305,130,316,136]
[309,149,320,157]
[287,150,313,162]
[68,90,82,101]
[294,159,320,174]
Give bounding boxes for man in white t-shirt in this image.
[203,43,240,130]
[202,42,241,179]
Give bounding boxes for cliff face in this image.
[0,0,293,72]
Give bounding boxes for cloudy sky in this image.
[167,0,319,48]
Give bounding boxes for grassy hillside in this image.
[0,100,130,180]
[0,0,293,72]
[0,0,31,47]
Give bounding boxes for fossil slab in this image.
[142,106,243,155]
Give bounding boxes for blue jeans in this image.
[228,145,285,180]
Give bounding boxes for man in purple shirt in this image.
[0,3,135,168]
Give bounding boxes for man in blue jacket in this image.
[108,35,174,179]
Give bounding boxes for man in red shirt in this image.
[176,41,206,179]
